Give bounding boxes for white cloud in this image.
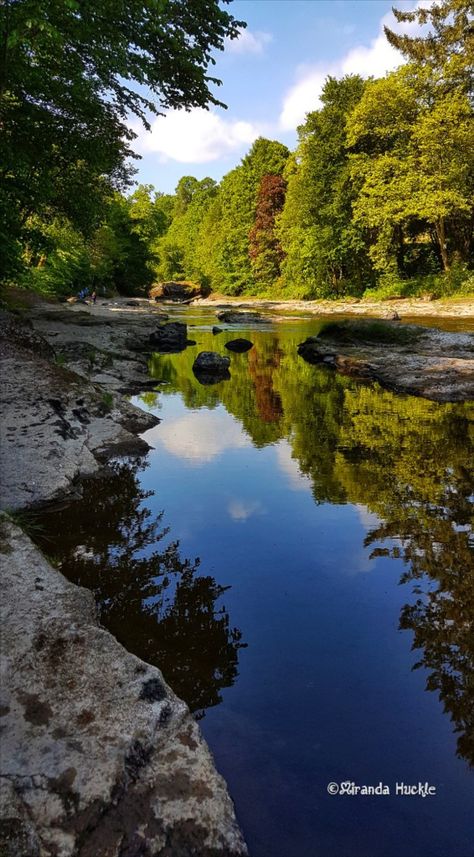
[279,68,327,132]
[150,408,251,465]
[228,499,265,522]
[225,27,273,56]
[279,1,432,131]
[137,107,261,163]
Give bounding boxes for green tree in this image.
[384,0,474,94]
[0,0,245,282]
[347,64,474,276]
[278,75,372,298]
[155,176,218,285]
[203,137,289,294]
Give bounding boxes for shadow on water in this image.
[33,461,247,719]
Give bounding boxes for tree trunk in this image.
[435,217,450,272]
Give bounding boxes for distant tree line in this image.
[1,0,473,300]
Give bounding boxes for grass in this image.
[4,508,47,540]
[317,319,425,346]
[101,391,114,411]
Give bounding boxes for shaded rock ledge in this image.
[0,517,248,857]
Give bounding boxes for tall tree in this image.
[249,174,287,290]
[384,0,473,95]
[203,137,289,294]
[347,64,474,275]
[278,75,372,298]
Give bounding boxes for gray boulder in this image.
[0,517,248,857]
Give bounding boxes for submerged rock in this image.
[225,338,254,353]
[149,322,188,353]
[192,352,231,385]
[212,326,223,335]
[0,517,248,857]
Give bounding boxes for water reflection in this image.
[33,462,246,718]
[147,321,474,764]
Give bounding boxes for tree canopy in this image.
[0,0,244,280]
[2,0,473,299]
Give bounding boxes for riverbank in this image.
[0,304,248,856]
[194,294,474,323]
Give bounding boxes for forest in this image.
[1,0,473,301]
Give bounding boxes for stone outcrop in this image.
[0,517,248,857]
[216,311,269,325]
[298,320,474,402]
[150,282,202,302]
[192,352,231,385]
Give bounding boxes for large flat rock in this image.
[0,517,248,857]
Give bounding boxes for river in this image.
[35,306,474,857]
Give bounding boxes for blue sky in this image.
[131,0,420,194]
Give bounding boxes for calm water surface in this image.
[36,308,474,857]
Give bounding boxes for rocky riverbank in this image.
[0,516,248,857]
[194,294,474,323]
[0,302,248,856]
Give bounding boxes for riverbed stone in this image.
[149,322,188,352]
[0,517,248,857]
[192,352,231,385]
[193,352,230,373]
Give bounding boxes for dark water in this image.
[35,308,474,857]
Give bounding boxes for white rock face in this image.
[0,518,248,857]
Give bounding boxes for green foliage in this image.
[22,216,90,296]
[0,0,245,282]
[3,0,472,301]
[278,75,373,299]
[347,64,474,277]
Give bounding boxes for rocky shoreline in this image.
[297,320,474,402]
[194,294,474,322]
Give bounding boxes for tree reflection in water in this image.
[34,462,246,719]
[150,333,474,766]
